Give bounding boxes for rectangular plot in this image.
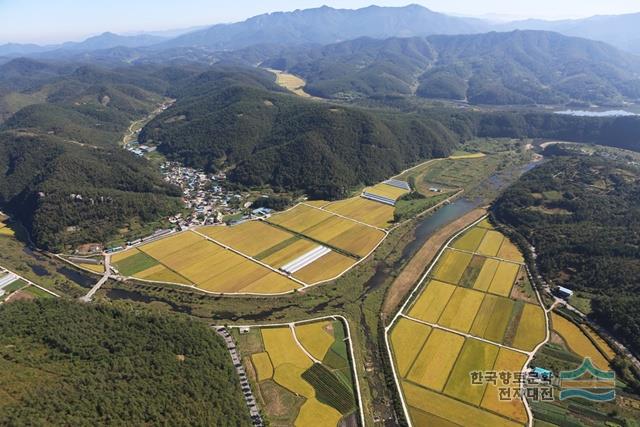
[488,262,520,297]
[262,239,318,268]
[200,260,271,292]
[390,318,432,377]
[139,231,204,260]
[473,258,500,292]
[432,249,473,285]
[452,227,487,252]
[459,255,486,288]
[497,238,524,263]
[481,348,529,424]
[199,221,294,257]
[324,198,394,228]
[511,304,546,352]
[477,230,504,257]
[402,381,521,427]
[470,295,515,343]
[327,225,385,257]
[444,338,500,405]
[303,216,358,242]
[292,251,355,284]
[139,266,191,285]
[408,280,457,323]
[114,250,159,276]
[407,329,465,392]
[267,204,333,233]
[437,287,485,333]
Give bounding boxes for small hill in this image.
[0,299,251,426]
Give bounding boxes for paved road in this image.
[215,327,264,427]
[80,255,111,302]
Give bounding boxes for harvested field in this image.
[470,294,515,343]
[295,321,334,361]
[432,249,473,284]
[551,313,610,369]
[407,329,465,392]
[402,381,521,427]
[322,198,395,228]
[444,338,500,405]
[477,230,504,257]
[459,255,485,288]
[497,238,525,263]
[473,258,500,292]
[437,287,486,333]
[199,221,294,256]
[511,304,546,351]
[452,227,487,252]
[481,348,529,424]
[252,352,274,381]
[407,280,456,323]
[488,262,519,297]
[364,183,409,200]
[268,204,332,233]
[293,252,355,284]
[390,318,432,377]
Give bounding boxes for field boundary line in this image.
[300,202,388,232]
[191,229,309,288]
[447,247,525,265]
[383,214,487,427]
[399,314,530,356]
[222,314,366,427]
[289,324,321,363]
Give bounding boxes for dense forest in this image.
[492,155,640,354]
[0,299,251,425]
[141,68,457,199]
[261,31,640,105]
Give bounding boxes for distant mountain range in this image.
[3,5,640,59]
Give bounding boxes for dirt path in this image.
[381,207,487,319]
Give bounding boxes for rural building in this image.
[556,286,574,299]
[530,367,553,380]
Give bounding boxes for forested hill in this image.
[0,62,188,251]
[140,68,458,199]
[0,299,251,425]
[262,31,640,105]
[492,156,640,355]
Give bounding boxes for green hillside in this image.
[0,299,251,426]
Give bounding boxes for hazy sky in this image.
[1,0,639,44]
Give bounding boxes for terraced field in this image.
[388,217,547,426]
[236,319,360,427]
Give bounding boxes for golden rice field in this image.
[390,318,432,377]
[481,348,529,424]
[76,263,105,274]
[488,261,520,297]
[551,313,610,369]
[511,303,546,351]
[268,204,333,233]
[390,220,539,427]
[437,287,485,333]
[199,221,294,257]
[408,280,456,323]
[477,230,505,257]
[407,329,465,392]
[268,69,312,97]
[112,231,300,294]
[321,198,395,228]
[364,183,409,200]
[402,381,522,427]
[432,249,473,284]
[292,251,355,284]
[584,325,616,360]
[243,322,356,427]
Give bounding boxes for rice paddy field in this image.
[363,183,410,200]
[235,319,359,427]
[551,313,611,370]
[389,218,549,426]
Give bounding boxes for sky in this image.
[1,0,640,44]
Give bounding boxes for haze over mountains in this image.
[2,4,640,58]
